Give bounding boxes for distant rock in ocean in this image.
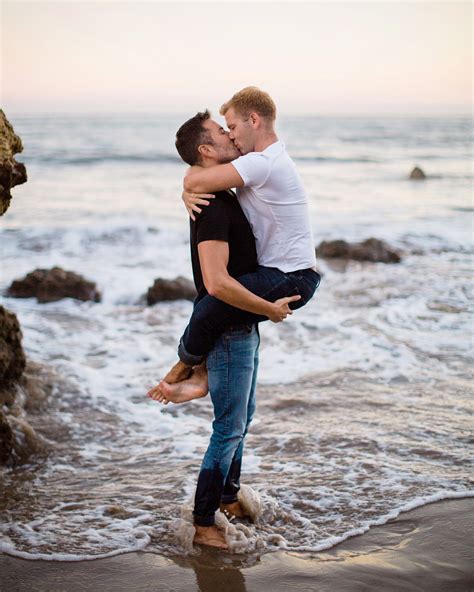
[146,276,196,304]
[409,166,426,180]
[7,267,102,303]
[316,238,402,263]
[0,110,27,216]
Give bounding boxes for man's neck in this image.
[200,159,220,168]
[254,132,278,152]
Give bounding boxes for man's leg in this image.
[193,324,259,548]
[220,328,259,519]
[179,267,321,366]
[147,268,320,404]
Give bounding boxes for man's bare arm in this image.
[184,164,244,194]
[198,241,300,323]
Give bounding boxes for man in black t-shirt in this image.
[147,111,298,550]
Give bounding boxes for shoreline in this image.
[1,497,473,591]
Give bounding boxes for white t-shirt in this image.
[231,140,317,273]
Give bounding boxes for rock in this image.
[0,307,47,466]
[0,411,15,464]
[409,166,426,180]
[0,110,27,216]
[7,267,101,303]
[0,306,26,402]
[316,238,402,263]
[147,276,196,304]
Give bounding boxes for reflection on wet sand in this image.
[172,547,256,592]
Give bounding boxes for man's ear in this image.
[197,144,212,158]
[249,112,260,128]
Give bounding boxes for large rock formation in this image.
[316,238,402,264]
[0,114,57,466]
[0,306,26,405]
[147,276,196,305]
[7,267,102,303]
[0,306,49,466]
[0,110,27,215]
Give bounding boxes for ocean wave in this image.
[23,153,182,166]
[20,152,383,166]
[293,155,382,163]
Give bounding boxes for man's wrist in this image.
[265,302,276,317]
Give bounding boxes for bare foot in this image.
[193,525,228,550]
[220,501,249,520]
[159,363,208,404]
[163,360,193,384]
[146,360,193,402]
[147,363,208,404]
[158,379,207,404]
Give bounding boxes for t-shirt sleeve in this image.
[231,152,270,187]
[195,198,230,244]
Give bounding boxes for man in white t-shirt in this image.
[150,87,321,402]
[184,87,317,274]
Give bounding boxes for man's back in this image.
[190,189,258,301]
[232,140,317,273]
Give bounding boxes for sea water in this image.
[0,113,472,559]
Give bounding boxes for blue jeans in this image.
[193,324,260,527]
[179,266,321,365]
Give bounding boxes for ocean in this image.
[0,113,472,559]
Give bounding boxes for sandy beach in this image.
[1,497,473,592]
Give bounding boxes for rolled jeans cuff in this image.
[193,512,215,527]
[178,338,206,366]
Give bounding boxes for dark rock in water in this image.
[0,306,26,399]
[0,110,27,216]
[0,411,16,464]
[0,307,50,466]
[409,166,426,180]
[316,238,402,263]
[7,267,101,303]
[147,276,196,304]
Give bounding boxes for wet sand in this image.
[1,497,473,592]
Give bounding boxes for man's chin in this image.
[219,151,241,164]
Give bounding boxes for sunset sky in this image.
[2,1,472,115]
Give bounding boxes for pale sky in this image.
[1,1,472,114]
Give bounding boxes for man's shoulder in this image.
[192,191,234,229]
[201,190,236,213]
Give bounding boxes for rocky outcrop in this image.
[0,307,52,466]
[7,267,101,303]
[0,359,61,466]
[409,166,426,180]
[0,110,27,216]
[0,306,26,400]
[147,276,196,305]
[0,116,54,466]
[316,238,402,264]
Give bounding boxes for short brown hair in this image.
[220,86,276,121]
[175,110,212,166]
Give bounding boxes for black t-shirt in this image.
[190,189,258,301]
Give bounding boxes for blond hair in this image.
[220,86,276,121]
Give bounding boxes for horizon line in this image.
[4,110,472,119]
